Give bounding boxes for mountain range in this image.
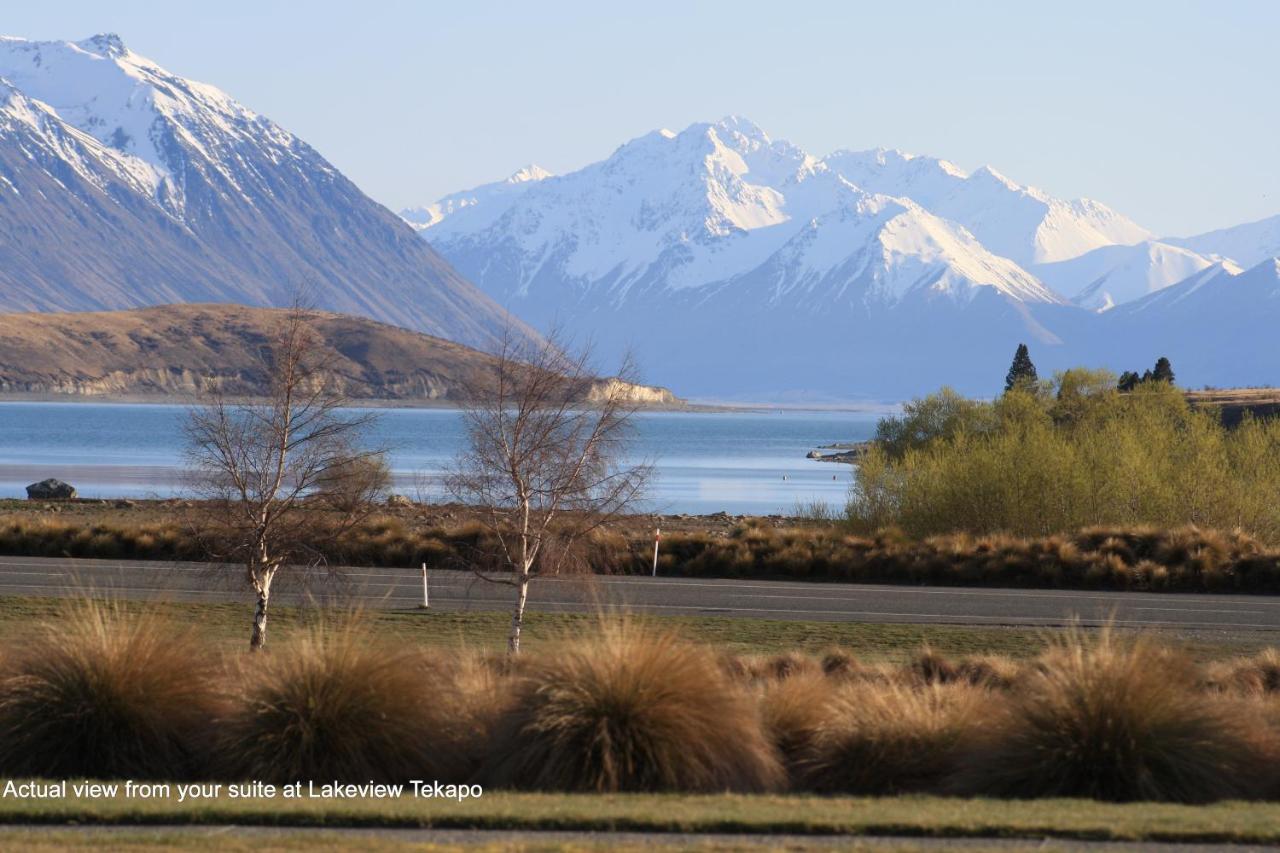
[2,34,1278,401]
[407,117,1280,398]
[0,34,526,351]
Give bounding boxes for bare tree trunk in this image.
[250,568,275,652]
[507,571,530,654]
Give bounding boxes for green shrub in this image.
[850,379,1280,540]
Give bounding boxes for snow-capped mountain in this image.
[1035,241,1227,311]
[401,118,1111,394]
[0,34,524,349]
[419,119,1060,315]
[820,149,1152,267]
[1168,214,1280,269]
[401,164,553,232]
[409,116,1280,396]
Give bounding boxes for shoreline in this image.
[0,392,899,415]
[0,392,734,414]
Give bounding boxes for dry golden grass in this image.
[758,671,840,773]
[213,619,478,785]
[478,623,784,793]
[794,682,984,795]
[954,628,1278,802]
[0,599,216,780]
[0,598,1276,799]
[2,504,1280,593]
[1204,648,1280,695]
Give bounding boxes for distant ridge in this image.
[0,304,679,405]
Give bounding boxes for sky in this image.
[4,1,1278,236]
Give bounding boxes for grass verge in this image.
[0,790,1278,844]
[0,595,1266,661]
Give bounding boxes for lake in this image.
[0,403,884,515]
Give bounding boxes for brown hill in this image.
[0,304,680,405]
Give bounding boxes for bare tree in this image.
[448,331,651,654]
[183,305,386,650]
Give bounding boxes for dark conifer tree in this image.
[1152,356,1175,385]
[1004,343,1038,393]
[1118,371,1140,392]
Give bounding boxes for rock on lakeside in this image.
[26,479,76,500]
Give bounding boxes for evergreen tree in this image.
[1117,371,1140,392]
[1004,343,1038,393]
[1152,356,1175,385]
[1142,369,1154,383]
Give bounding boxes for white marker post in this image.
[651,527,661,577]
[420,562,430,609]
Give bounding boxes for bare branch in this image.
[184,301,385,650]
[448,325,651,654]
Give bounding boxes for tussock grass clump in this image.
[0,599,216,780]
[480,624,783,793]
[905,649,1020,689]
[953,655,1020,690]
[1205,648,1280,695]
[956,629,1275,802]
[795,682,982,794]
[4,503,1280,593]
[0,518,202,561]
[215,621,477,784]
[819,647,863,679]
[759,672,839,772]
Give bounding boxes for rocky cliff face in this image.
[580,378,678,406]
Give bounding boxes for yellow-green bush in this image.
[850,376,1280,540]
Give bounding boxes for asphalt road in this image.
[0,554,1276,635]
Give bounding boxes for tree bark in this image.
[250,569,274,652]
[250,589,269,651]
[507,571,530,655]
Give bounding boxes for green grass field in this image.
[0,790,1277,846]
[0,594,1266,661]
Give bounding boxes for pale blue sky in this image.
[6,1,1278,235]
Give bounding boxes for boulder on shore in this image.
[386,494,414,508]
[26,479,76,500]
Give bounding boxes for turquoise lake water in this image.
[0,403,882,516]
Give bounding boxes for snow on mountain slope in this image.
[401,164,552,231]
[1034,241,1222,311]
[819,149,1152,266]
[1168,214,1280,269]
[1114,258,1265,315]
[0,33,292,216]
[418,117,1059,310]
[0,34,526,350]
[743,193,1061,309]
[422,119,821,298]
[0,76,159,204]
